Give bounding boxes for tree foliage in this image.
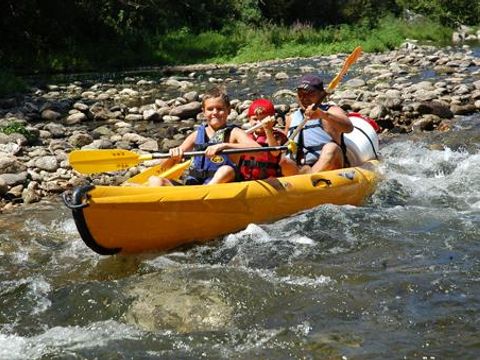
[0,0,477,73]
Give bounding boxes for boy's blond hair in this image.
[201,86,231,109]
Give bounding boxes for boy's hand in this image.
[205,143,227,157]
[169,147,184,161]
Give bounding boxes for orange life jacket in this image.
[240,131,287,181]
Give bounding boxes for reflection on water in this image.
[0,115,479,359]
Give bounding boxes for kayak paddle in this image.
[69,144,294,174]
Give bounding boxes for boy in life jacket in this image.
[148,87,260,186]
[280,74,353,175]
[240,99,288,180]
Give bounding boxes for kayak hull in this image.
[65,161,378,254]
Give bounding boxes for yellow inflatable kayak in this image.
[63,160,378,255]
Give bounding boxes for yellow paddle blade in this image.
[326,46,362,93]
[125,160,192,184]
[69,149,152,174]
[159,160,192,180]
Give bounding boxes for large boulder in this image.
[169,101,202,119]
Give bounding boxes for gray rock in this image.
[274,72,289,80]
[183,91,199,102]
[138,139,159,152]
[161,138,183,151]
[41,109,62,121]
[35,156,59,172]
[22,182,41,204]
[43,123,66,138]
[68,133,94,148]
[122,133,147,144]
[73,102,89,111]
[0,172,28,186]
[143,109,162,122]
[169,101,202,119]
[125,114,144,121]
[65,112,87,125]
[344,78,366,89]
[81,139,114,150]
[0,155,26,174]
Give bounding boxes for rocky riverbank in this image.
[1,42,479,212]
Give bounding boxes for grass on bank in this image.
[155,16,453,65]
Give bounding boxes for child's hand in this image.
[169,147,184,161]
[205,143,227,157]
[261,116,275,131]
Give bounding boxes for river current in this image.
[0,112,478,359]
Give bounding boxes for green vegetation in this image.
[0,0,478,94]
[0,122,38,144]
[155,17,453,65]
[0,69,27,97]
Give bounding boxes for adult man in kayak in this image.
[239,98,288,180]
[148,87,260,186]
[280,74,353,175]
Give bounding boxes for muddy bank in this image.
[0,42,479,212]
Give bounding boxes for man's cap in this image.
[247,98,275,117]
[297,74,324,91]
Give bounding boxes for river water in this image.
[0,111,479,359]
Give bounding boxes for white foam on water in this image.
[29,276,52,315]
[381,140,480,210]
[247,267,333,288]
[1,276,52,316]
[224,223,272,248]
[0,320,143,360]
[288,235,315,245]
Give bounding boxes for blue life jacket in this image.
[287,105,332,165]
[184,124,238,185]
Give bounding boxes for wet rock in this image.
[412,114,441,131]
[450,103,477,115]
[124,272,233,332]
[22,181,41,204]
[415,101,453,118]
[5,184,24,201]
